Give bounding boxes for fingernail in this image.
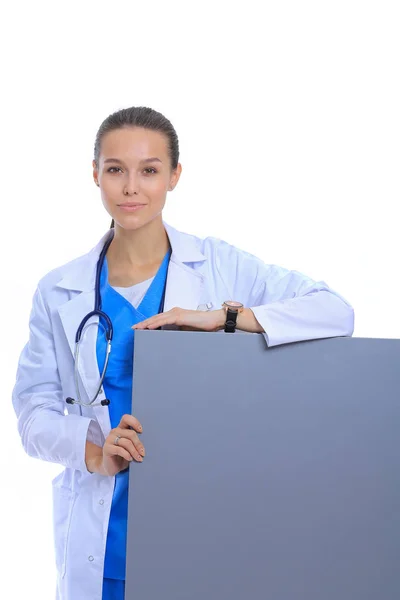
[140,450,145,456]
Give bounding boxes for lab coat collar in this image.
[56,221,207,293]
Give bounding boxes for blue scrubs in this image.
[96,250,170,600]
[102,578,125,600]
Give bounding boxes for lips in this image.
[117,203,147,212]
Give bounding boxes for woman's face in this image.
[93,127,181,230]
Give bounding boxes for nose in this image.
[123,173,139,196]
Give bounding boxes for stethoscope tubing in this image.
[66,230,169,408]
[67,231,115,408]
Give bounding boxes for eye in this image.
[144,167,157,174]
[107,167,123,173]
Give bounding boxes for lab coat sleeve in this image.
[12,285,92,473]
[216,241,354,347]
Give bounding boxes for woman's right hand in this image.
[102,414,145,476]
[86,414,145,476]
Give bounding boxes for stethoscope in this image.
[65,230,168,408]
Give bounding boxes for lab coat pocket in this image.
[52,485,77,579]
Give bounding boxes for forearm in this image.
[236,308,265,333]
[14,393,93,473]
[251,290,354,347]
[213,307,264,334]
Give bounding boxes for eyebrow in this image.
[103,157,162,164]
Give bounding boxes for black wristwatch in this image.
[222,301,244,333]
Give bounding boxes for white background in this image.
[1,1,399,597]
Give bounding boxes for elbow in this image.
[16,406,40,459]
[348,304,355,336]
[13,392,58,461]
[341,303,355,337]
[12,391,33,457]
[322,290,355,338]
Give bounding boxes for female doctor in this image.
[12,106,354,600]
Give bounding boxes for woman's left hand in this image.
[132,308,226,332]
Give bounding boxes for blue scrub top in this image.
[96,249,170,581]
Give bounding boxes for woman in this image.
[12,106,354,600]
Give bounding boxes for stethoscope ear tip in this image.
[66,397,74,404]
[101,399,111,406]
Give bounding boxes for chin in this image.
[112,211,163,231]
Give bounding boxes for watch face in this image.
[224,301,243,309]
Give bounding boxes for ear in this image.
[169,163,182,191]
[92,160,100,187]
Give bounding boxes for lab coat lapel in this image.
[57,290,111,437]
[157,222,208,313]
[163,258,204,313]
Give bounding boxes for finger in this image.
[132,311,178,330]
[113,428,145,457]
[132,316,156,330]
[105,443,134,463]
[134,314,174,330]
[119,414,143,432]
[114,437,144,462]
[133,318,160,330]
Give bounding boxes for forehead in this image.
[99,127,169,162]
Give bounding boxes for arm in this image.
[12,284,93,473]
[132,238,354,343]
[220,242,355,346]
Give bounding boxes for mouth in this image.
[118,203,146,212]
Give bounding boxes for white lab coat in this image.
[12,222,354,600]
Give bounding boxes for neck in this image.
[108,217,170,268]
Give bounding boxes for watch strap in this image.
[224,308,239,333]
